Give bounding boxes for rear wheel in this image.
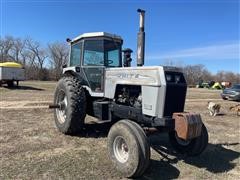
[169,124,208,156]
[107,120,150,178]
[53,75,86,134]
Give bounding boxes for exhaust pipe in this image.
[137,9,145,66]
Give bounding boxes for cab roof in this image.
[71,32,123,43]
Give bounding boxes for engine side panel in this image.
[104,66,164,99]
[142,85,166,118]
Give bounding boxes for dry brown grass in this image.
[0,81,239,179]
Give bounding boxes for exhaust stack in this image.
[137,9,145,66]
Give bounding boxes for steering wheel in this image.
[107,60,113,64]
[100,60,113,65]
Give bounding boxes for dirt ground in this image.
[0,81,239,179]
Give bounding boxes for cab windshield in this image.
[83,39,122,67]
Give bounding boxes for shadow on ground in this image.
[140,159,180,180]
[183,143,240,173]
[75,123,112,138]
[148,133,240,179]
[71,125,239,179]
[216,113,226,116]
[3,85,44,91]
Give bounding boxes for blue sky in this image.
[1,0,239,73]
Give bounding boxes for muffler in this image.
[137,9,145,66]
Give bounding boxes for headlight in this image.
[166,74,172,82]
[175,75,180,83]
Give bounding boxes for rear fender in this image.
[63,67,104,97]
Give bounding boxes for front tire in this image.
[53,75,86,134]
[169,124,208,156]
[107,120,150,178]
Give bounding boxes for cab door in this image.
[82,39,105,92]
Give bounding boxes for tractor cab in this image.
[67,32,123,92]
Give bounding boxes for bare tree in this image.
[215,71,240,84]
[224,72,238,83]
[163,59,184,67]
[48,42,69,80]
[0,36,15,61]
[12,38,26,64]
[163,59,175,66]
[26,39,48,80]
[24,51,37,80]
[0,36,29,66]
[201,69,213,82]
[183,64,209,85]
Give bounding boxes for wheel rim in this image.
[113,136,129,163]
[56,90,68,124]
[175,133,191,146]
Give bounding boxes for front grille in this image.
[163,71,187,117]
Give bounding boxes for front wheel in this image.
[169,124,208,156]
[107,120,150,178]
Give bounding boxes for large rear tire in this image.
[169,124,208,156]
[107,120,150,178]
[53,75,86,134]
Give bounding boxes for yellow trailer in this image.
[0,62,25,87]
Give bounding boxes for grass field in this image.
[0,81,239,179]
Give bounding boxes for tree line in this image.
[1,36,239,85]
[183,65,239,85]
[0,36,69,80]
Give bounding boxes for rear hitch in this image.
[49,104,61,109]
[143,127,159,134]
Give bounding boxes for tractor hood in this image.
[105,66,165,87]
[104,66,182,99]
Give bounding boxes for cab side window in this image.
[83,40,104,66]
[107,49,120,67]
[70,42,82,66]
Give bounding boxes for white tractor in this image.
[50,9,208,178]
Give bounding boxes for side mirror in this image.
[122,48,133,67]
[66,38,71,43]
[62,64,67,68]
